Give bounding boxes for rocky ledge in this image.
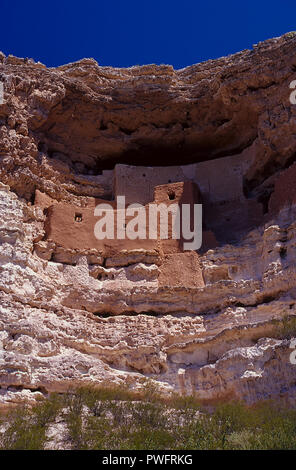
[1,33,296,408]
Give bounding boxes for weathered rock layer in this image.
[1,34,296,407]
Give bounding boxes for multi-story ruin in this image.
[33,155,263,289]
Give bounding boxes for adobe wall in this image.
[194,154,263,241]
[34,190,59,210]
[114,154,248,206]
[37,149,263,256]
[268,163,296,214]
[113,153,263,244]
[193,154,246,204]
[114,164,189,205]
[153,181,202,253]
[38,181,201,256]
[43,201,157,255]
[158,252,204,288]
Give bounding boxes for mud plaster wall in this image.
[40,181,201,255]
[44,202,157,254]
[268,162,296,214]
[114,164,189,205]
[113,150,263,243]
[114,152,251,205]
[154,181,202,253]
[34,190,60,210]
[158,251,204,288]
[192,153,263,241]
[37,148,264,256]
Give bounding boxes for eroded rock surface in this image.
[1,33,296,407]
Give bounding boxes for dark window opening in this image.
[38,141,46,152]
[99,122,108,130]
[75,213,83,222]
[168,190,176,200]
[280,247,287,259]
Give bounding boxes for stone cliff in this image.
[1,33,296,407]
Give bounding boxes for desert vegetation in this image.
[0,385,296,450]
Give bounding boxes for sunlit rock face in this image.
[1,33,296,407]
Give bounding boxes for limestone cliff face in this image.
[1,33,296,407]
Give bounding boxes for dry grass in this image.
[0,385,296,450]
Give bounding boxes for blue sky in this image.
[1,0,296,69]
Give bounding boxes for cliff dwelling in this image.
[33,155,264,289]
[3,33,296,410]
[34,171,206,288]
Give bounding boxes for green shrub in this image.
[275,315,296,339]
[127,428,176,450]
[1,386,296,450]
